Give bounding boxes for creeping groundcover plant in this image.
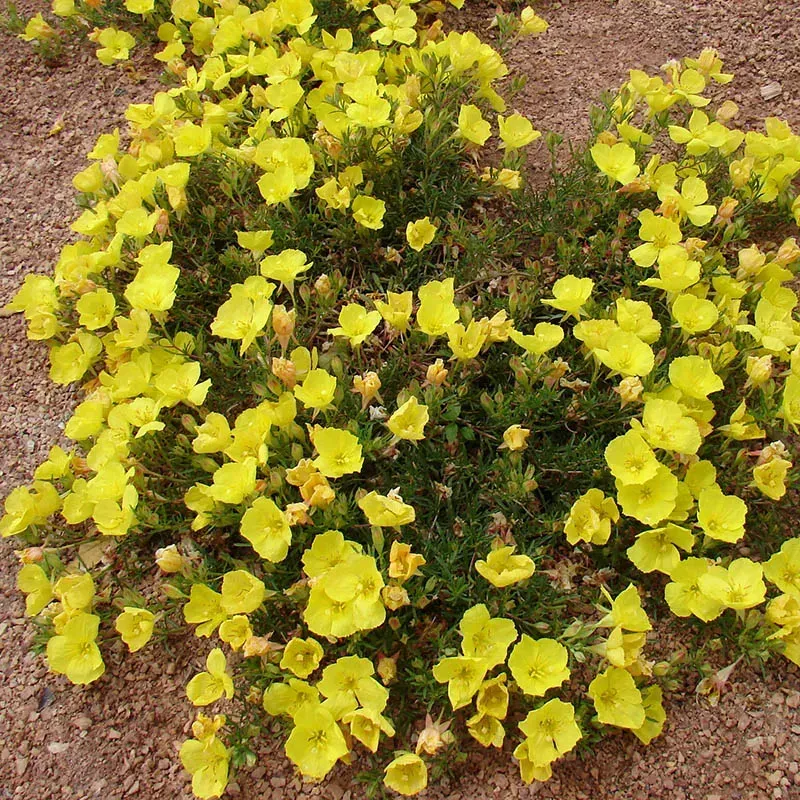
[5,0,800,795]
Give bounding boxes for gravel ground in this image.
[1,1,800,798]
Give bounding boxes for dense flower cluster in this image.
[5,0,800,796]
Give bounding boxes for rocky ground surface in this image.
[1,0,800,798]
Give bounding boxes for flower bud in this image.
[423,359,448,388]
[381,584,410,611]
[271,357,297,389]
[272,305,296,351]
[614,376,644,407]
[500,424,530,452]
[155,544,185,574]
[745,354,772,388]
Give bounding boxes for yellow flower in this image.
[671,293,719,334]
[16,563,53,616]
[564,488,619,546]
[285,706,349,780]
[664,557,725,621]
[76,288,116,330]
[518,6,548,35]
[92,27,136,66]
[509,322,564,357]
[697,485,747,543]
[311,427,364,478]
[764,539,800,598]
[115,606,155,652]
[221,569,265,615]
[476,674,509,719]
[387,396,429,441]
[186,648,235,706]
[542,275,594,319]
[294,368,337,411]
[359,490,416,527]
[627,523,695,574]
[240,497,293,562]
[604,430,659,486]
[352,371,383,409]
[207,458,257,505]
[318,655,388,711]
[184,584,228,638]
[375,291,413,333]
[591,142,640,185]
[616,463,678,525]
[46,612,105,685]
[632,685,666,745]
[344,706,396,752]
[328,303,382,347]
[179,734,229,799]
[432,656,488,709]
[388,541,426,582]
[587,666,645,729]
[594,330,655,377]
[498,114,540,150]
[125,243,179,312]
[753,457,791,500]
[518,698,581,761]
[416,278,459,337]
[597,584,651,632]
[280,637,324,679]
[371,3,417,46]
[668,355,723,399]
[698,558,766,610]
[460,604,517,667]
[467,712,505,747]
[352,195,386,229]
[260,249,311,295]
[384,753,428,796]
[629,209,682,267]
[218,616,252,651]
[457,105,491,146]
[405,217,437,251]
[447,320,489,361]
[500,424,530,452]
[508,635,569,697]
[475,545,535,587]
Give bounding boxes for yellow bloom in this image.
[311,427,364,478]
[475,545,535,587]
[221,569,265,615]
[281,637,324,679]
[17,564,53,616]
[358,490,416,527]
[416,278,459,337]
[591,142,639,185]
[125,243,179,312]
[93,27,136,66]
[240,497,292,562]
[375,291,413,333]
[457,104,491,146]
[518,6,548,35]
[605,430,659,486]
[632,685,666,745]
[218,616,252,651]
[467,712,505,747]
[564,488,619,546]
[664,557,725,621]
[764,539,800,598]
[387,396,429,441]
[207,458,257,505]
[115,606,155,652]
[668,355,723,399]
[671,293,719,334]
[697,485,747,543]
[629,210,682,268]
[627,523,695,574]
[597,584,651,632]
[328,303,382,347]
[698,558,766,610]
[384,753,428,796]
[501,424,530,452]
[388,541,426,582]
[460,604,517,667]
[541,275,594,319]
[518,698,581,761]
[285,705,349,780]
[186,648,235,706]
[594,330,654,377]
[371,3,417,46]
[318,655,389,711]
[179,734,229,800]
[587,666,645,729]
[447,319,489,361]
[184,584,228,638]
[46,612,105,685]
[294,368,337,411]
[508,635,570,697]
[753,457,791,500]
[260,249,311,295]
[405,217,437,252]
[432,656,488,710]
[498,113,540,150]
[616,464,678,525]
[352,195,386,230]
[344,707,395,752]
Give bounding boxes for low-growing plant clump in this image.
[4,0,800,796]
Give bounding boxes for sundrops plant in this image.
[4,0,800,796]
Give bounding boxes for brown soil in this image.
[1,1,800,798]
